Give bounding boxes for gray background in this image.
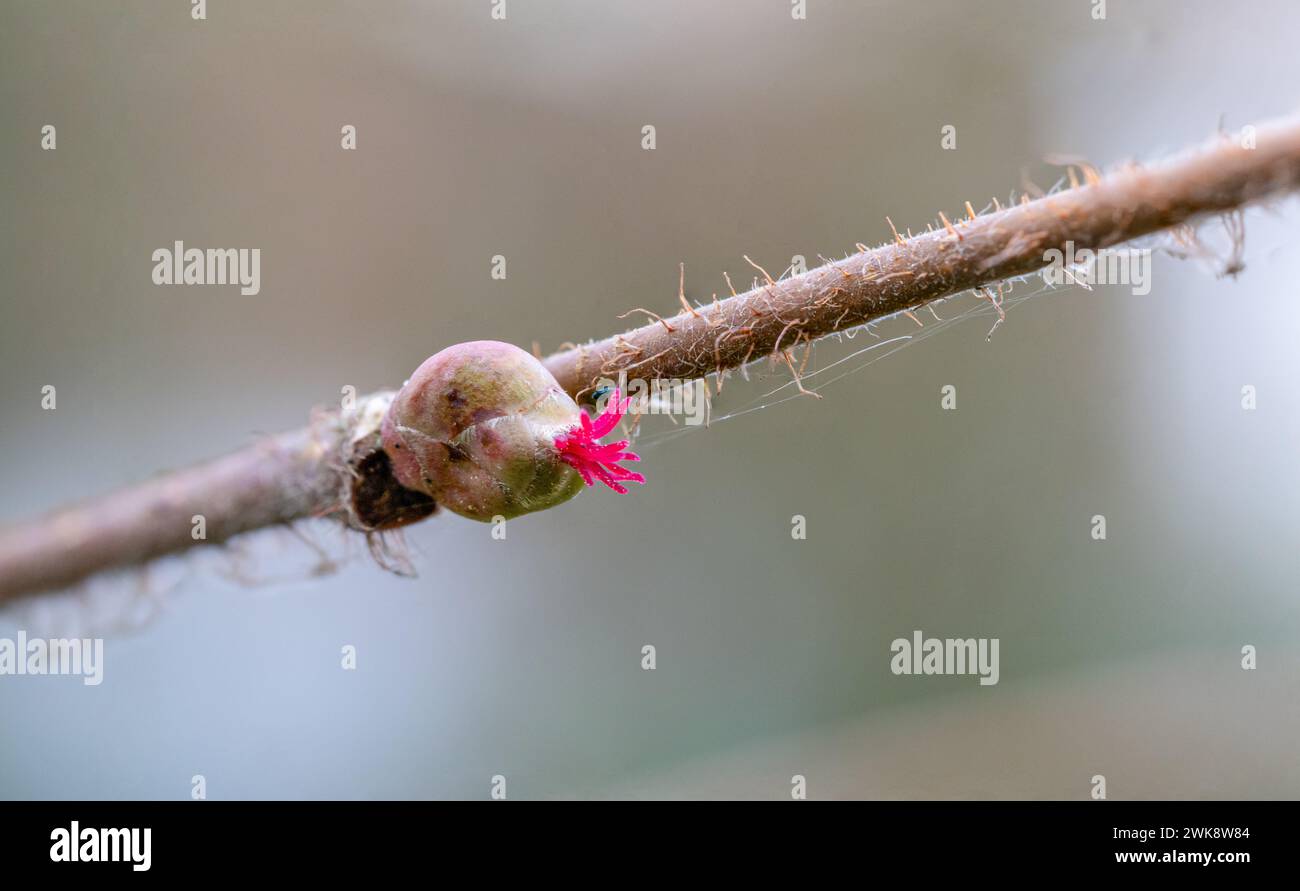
[2,0,1298,799]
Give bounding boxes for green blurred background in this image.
[2,0,1298,798]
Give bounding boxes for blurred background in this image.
[2,0,1298,799]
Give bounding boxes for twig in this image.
[0,427,343,603]
[542,117,1300,396]
[3,116,1300,604]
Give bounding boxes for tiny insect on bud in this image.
[554,390,646,494]
[381,340,644,521]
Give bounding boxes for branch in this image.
[0,427,344,603]
[543,117,1300,397]
[4,115,1300,605]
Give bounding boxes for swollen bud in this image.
[381,341,644,522]
[381,341,582,520]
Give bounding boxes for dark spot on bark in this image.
[350,448,436,530]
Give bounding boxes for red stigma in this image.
[554,388,647,494]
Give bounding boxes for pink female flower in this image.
[381,342,645,521]
[554,389,646,494]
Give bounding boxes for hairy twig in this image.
[0,427,344,604]
[3,116,1300,605]
[543,118,1300,397]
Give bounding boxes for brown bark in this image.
[3,117,1300,605]
[543,119,1300,399]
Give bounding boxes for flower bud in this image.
[381,341,582,520]
[381,340,645,522]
